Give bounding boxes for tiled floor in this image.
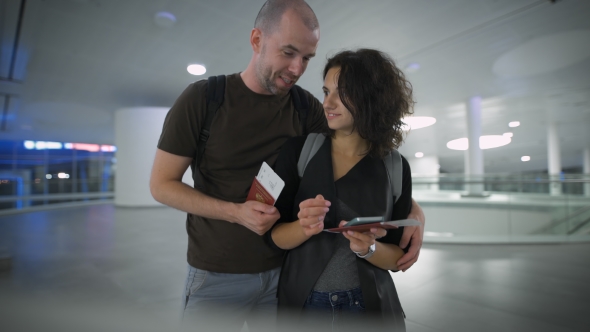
[1,204,588,331]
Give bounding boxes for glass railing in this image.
[0,178,114,213]
[411,173,590,242]
[2,172,590,243]
[412,173,590,196]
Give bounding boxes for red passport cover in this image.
[246,177,276,205]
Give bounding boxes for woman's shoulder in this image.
[373,150,411,184]
[400,153,410,172]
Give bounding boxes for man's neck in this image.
[240,65,272,95]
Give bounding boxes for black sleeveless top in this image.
[268,135,412,332]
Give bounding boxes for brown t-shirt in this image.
[158,73,326,273]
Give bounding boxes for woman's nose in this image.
[323,94,334,109]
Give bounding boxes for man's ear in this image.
[250,28,263,53]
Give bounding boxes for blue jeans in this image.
[181,264,280,332]
[299,287,366,332]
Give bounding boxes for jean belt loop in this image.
[306,291,313,304]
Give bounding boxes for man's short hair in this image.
[254,0,319,34]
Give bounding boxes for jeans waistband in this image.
[307,287,363,306]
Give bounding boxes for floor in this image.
[0,204,588,332]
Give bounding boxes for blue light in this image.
[32,141,63,150]
[24,141,35,149]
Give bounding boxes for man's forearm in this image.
[151,180,239,222]
[366,242,404,270]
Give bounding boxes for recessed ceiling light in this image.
[480,135,512,149]
[154,12,177,28]
[415,152,424,158]
[447,138,469,150]
[521,156,531,162]
[405,63,420,73]
[187,64,207,75]
[508,121,520,128]
[446,135,512,151]
[503,132,513,138]
[402,116,436,131]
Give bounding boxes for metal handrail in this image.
[412,178,590,184]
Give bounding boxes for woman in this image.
[268,48,415,331]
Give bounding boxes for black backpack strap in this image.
[291,85,309,135]
[196,75,225,169]
[193,75,225,190]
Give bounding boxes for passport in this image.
[246,162,284,206]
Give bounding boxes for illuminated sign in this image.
[23,141,116,152]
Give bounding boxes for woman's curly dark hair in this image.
[323,48,415,158]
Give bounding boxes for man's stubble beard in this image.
[255,45,288,96]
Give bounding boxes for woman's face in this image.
[322,67,354,133]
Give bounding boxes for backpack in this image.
[297,133,403,219]
[192,75,310,188]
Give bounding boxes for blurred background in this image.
[1,0,589,331]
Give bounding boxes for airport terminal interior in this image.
[1,0,590,331]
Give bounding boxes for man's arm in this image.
[396,198,425,271]
[149,149,279,235]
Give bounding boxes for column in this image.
[408,155,440,191]
[465,96,485,196]
[547,122,562,195]
[584,148,590,197]
[114,107,169,207]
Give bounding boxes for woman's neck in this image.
[331,130,369,157]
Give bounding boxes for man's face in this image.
[255,11,320,96]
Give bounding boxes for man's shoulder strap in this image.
[297,133,325,177]
[196,75,225,169]
[291,85,309,135]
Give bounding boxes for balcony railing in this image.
[410,173,590,242]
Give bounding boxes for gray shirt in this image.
[313,198,361,292]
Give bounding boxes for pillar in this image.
[408,155,440,191]
[465,96,484,195]
[583,148,590,197]
[547,122,562,195]
[114,107,169,206]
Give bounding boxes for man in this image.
[150,0,424,330]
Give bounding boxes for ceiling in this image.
[1,0,589,174]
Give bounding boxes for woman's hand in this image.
[297,194,331,237]
[340,220,386,255]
